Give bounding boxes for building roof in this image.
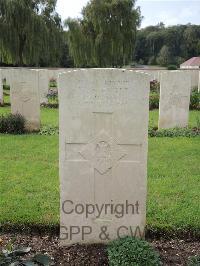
[181,57,200,66]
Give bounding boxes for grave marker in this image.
[59,69,150,245]
[159,71,191,129]
[10,69,40,131]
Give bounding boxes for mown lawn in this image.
[149,109,200,128]
[0,107,199,233]
[0,106,199,128]
[0,106,59,127]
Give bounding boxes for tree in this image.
[156,45,172,66]
[0,0,63,66]
[66,0,141,67]
[183,25,200,58]
[134,24,200,66]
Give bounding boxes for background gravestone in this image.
[10,69,40,131]
[0,70,3,105]
[38,69,49,104]
[59,69,150,245]
[159,71,191,129]
[1,68,12,86]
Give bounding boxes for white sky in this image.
[56,0,200,28]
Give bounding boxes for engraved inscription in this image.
[67,79,139,106]
[163,93,189,111]
[13,82,34,103]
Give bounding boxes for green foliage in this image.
[0,113,25,134]
[0,244,51,266]
[187,256,200,266]
[107,236,161,266]
[135,24,200,66]
[190,88,200,110]
[149,93,159,110]
[149,86,199,111]
[49,79,57,88]
[66,0,141,67]
[149,80,160,110]
[0,0,67,67]
[3,84,10,91]
[39,125,58,135]
[156,45,172,66]
[167,64,177,70]
[150,80,160,93]
[47,89,58,107]
[149,127,200,138]
[148,56,157,65]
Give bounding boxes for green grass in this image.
[0,107,199,233]
[148,137,200,231]
[149,110,200,128]
[0,107,199,129]
[0,106,59,127]
[0,135,59,225]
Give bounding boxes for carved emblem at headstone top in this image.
[79,130,127,175]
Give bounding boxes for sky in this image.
[56,0,200,28]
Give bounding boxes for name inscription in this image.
[68,80,141,106]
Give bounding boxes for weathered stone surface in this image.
[47,69,59,81]
[59,69,150,245]
[159,71,191,129]
[10,69,40,131]
[38,69,49,104]
[1,68,12,85]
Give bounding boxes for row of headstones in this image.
[0,68,61,105]
[143,68,200,89]
[0,68,199,131]
[0,68,199,245]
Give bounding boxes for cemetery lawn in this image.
[0,107,199,235]
[0,106,199,128]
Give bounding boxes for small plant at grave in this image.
[3,84,10,91]
[49,78,57,88]
[0,244,52,266]
[187,255,200,266]
[0,114,25,134]
[47,89,58,106]
[149,92,159,110]
[150,80,160,93]
[39,125,59,135]
[148,126,200,138]
[107,236,161,266]
[190,87,200,110]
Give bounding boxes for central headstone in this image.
[10,69,40,131]
[59,69,150,245]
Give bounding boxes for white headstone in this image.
[2,68,12,85]
[48,69,59,81]
[159,71,191,129]
[38,69,49,104]
[59,69,150,245]
[0,70,3,105]
[10,69,40,131]
[190,69,199,88]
